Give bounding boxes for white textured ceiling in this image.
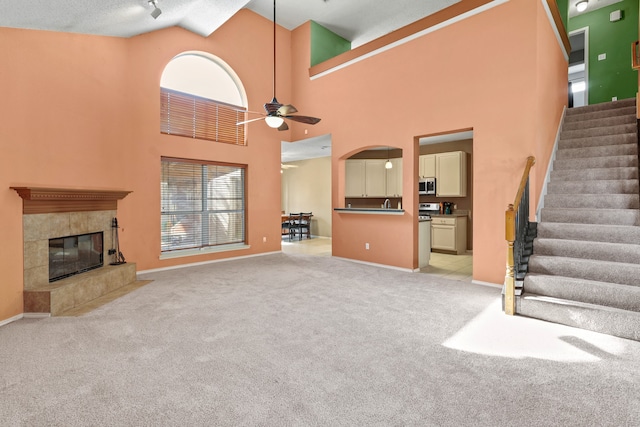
[0,0,458,45]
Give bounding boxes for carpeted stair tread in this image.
[518,294,640,341]
[532,238,640,263]
[558,133,638,150]
[552,154,637,170]
[560,123,636,140]
[546,179,638,195]
[536,222,640,244]
[524,273,640,311]
[539,207,640,225]
[562,115,636,131]
[564,106,636,123]
[555,143,637,160]
[544,193,639,209]
[550,167,638,182]
[528,255,640,287]
[565,97,635,115]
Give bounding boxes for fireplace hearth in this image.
[49,232,103,282]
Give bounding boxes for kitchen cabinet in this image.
[419,154,436,178]
[431,216,467,254]
[345,159,386,197]
[385,158,403,197]
[436,151,467,197]
[419,220,431,267]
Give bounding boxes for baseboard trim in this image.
[23,313,51,319]
[332,256,415,273]
[472,280,503,289]
[0,313,24,327]
[137,250,283,275]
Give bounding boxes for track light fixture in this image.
[149,0,162,19]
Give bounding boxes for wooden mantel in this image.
[11,187,132,214]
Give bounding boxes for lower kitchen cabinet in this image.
[431,216,467,255]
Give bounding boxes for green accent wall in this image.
[556,0,568,30]
[310,21,351,67]
[568,0,639,104]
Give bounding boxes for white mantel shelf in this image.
[334,208,405,215]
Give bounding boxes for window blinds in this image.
[160,88,247,145]
[161,158,246,252]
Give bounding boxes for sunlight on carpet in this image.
[442,299,627,362]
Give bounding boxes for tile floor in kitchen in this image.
[282,236,472,282]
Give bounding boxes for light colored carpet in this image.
[2,252,640,426]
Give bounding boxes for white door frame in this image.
[569,26,589,106]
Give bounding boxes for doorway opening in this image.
[568,28,589,108]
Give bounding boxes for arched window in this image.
[160,52,247,145]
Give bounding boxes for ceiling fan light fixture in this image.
[265,116,285,128]
[576,1,588,12]
[149,0,162,19]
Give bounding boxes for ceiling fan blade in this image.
[277,104,298,115]
[284,115,321,125]
[277,121,289,131]
[236,117,265,126]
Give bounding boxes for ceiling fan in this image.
[237,0,321,131]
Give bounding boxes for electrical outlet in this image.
[598,53,606,61]
[365,243,370,250]
[612,96,618,101]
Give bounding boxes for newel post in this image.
[504,204,516,315]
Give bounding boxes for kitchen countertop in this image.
[430,213,468,217]
[334,208,405,215]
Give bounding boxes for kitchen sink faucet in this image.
[384,198,391,209]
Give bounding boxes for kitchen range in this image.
[418,202,440,220]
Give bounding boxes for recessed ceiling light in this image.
[576,1,588,13]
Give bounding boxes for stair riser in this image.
[529,256,640,287]
[566,98,636,115]
[532,238,640,263]
[561,124,636,139]
[524,274,640,311]
[564,106,637,123]
[563,115,636,131]
[536,223,640,245]
[550,167,638,182]
[553,155,638,170]
[544,194,639,209]
[547,180,639,195]
[539,208,640,226]
[559,133,637,150]
[556,144,637,160]
[518,297,640,341]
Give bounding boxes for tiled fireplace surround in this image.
[12,187,136,315]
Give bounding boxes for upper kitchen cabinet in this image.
[345,159,387,197]
[386,158,403,197]
[419,154,435,178]
[436,151,467,197]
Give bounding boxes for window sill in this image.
[159,243,250,260]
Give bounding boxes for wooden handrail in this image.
[504,156,535,316]
[633,41,640,70]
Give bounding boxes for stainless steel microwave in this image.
[419,177,436,195]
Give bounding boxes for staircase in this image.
[519,98,640,341]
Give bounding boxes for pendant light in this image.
[385,147,393,169]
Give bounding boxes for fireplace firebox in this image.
[49,232,104,282]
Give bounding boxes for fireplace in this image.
[49,232,104,282]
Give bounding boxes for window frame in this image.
[160,157,248,259]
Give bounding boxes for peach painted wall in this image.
[290,0,566,282]
[0,11,291,322]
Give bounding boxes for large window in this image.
[160,53,247,145]
[161,158,246,253]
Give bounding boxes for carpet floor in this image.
[2,252,640,426]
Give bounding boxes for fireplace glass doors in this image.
[49,232,104,282]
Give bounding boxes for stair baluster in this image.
[504,156,535,315]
